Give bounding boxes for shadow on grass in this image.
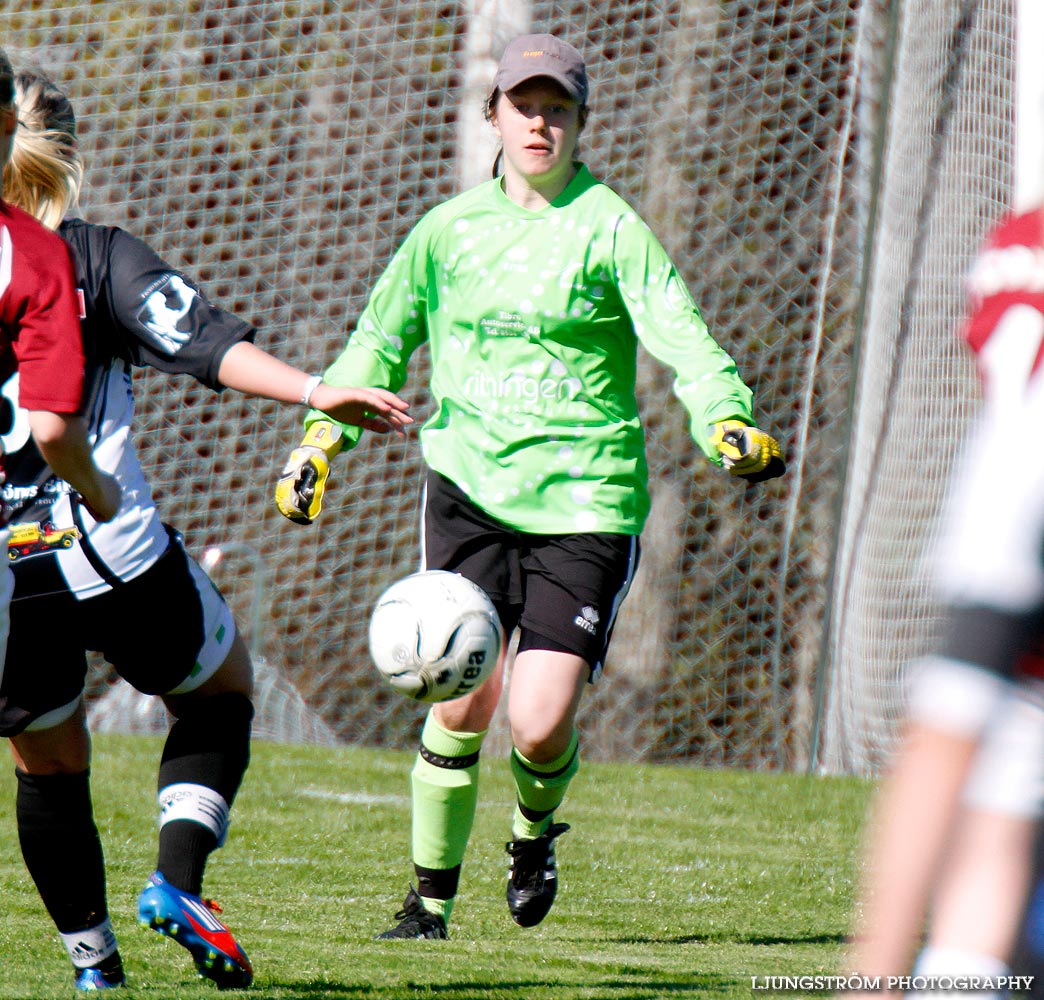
[617,932,846,946]
[263,975,730,998]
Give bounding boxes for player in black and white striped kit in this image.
[1,70,410,991]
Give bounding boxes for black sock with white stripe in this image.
[156,692,252,895]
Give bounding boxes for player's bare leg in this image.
[847,722,979,997]
[431,654,504,735]
[847,647,1019,996]
[9,699,91,774]
[163,628,255,711]
[507,648,587,762]
[926,807,1036,967]
[907,684,1044,994]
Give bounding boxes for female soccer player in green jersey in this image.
[277,33,784,938]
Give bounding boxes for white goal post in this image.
[1015,0,1044,211]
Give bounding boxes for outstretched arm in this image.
[216,341,412,435]
[27,412,121,522]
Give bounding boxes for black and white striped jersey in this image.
[1,218,255,599]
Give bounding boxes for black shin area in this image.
[157,691,253,894]
[415,864,462,902]
[16,768,108,933]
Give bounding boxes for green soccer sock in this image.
[510,730,580,841]
[409,711,486,924]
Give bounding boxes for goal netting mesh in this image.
[2,0,1011,772]
[816,0,1012,774]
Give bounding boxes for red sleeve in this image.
[0,203,85,413]
[963,208,1044,357]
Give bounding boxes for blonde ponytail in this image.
[3,72,83,230]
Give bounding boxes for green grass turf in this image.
[0,735,871,998]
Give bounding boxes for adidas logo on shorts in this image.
[573,605,600,635]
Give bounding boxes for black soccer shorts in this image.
[420,470,640,679]
[0,528,236,736]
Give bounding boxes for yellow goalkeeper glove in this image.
[710,420,786,483]
[275,420,344,524]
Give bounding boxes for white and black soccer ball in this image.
[368,570,502,704]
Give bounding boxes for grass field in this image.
[0,734,871,999]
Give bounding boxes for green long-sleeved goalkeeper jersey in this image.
[309,165,754,534]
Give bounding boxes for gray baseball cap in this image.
[491,34,588,104]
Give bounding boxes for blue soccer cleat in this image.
[74,964,125,991]
[138,871,252,990]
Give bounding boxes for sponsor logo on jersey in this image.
[136,273,197,353]
[7,521,80,562]
[463,369,582,404]
[479,312,538,337]
[3,481,76,502]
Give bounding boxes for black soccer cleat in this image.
[376,886,448,940]
[505,822,570,927]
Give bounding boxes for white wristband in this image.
[300,375,323,407]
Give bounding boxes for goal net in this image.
[3,0,1003,772]
[815,1,1013,774]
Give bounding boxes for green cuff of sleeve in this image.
[304,408,363,451]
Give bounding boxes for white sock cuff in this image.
[913,944,1012,978]
[910,944,1013,999]
[61,920,118,969]
[159,782,230,847]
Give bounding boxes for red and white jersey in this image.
[963,208,1044,393]
[933,207,1044,613]
[0,200,85,413]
